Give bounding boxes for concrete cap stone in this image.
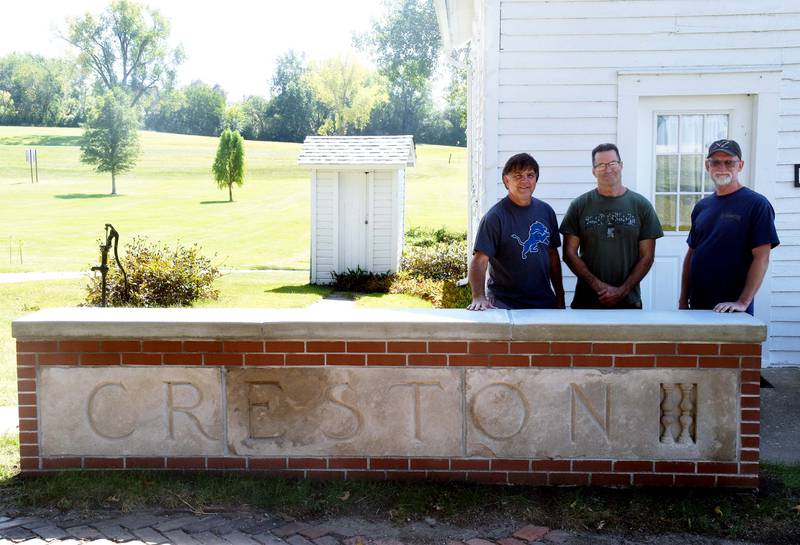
[11,307,766,342]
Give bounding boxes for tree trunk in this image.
[229,182,233,202]
[111,172,117,195]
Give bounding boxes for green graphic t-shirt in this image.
[559,189,663,309]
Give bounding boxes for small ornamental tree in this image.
[212,128,245,202]
[80,88,141,195]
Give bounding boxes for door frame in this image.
[617,67,781,365]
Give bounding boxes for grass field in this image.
[0,126,467,273]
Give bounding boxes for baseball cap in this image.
[707,139,741,159]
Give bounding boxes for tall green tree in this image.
[63,0,184,106]
[265,51,320,142]
[238,95,270,140]
[212,129,245,202]
[357,0,441,135]
[80,89,141,195]
[307,54,386,135]
[182,81,226,136]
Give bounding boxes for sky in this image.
[0,0,386,101]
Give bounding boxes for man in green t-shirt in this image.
[559,143,663,309]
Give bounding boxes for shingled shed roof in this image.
[298,135,416,168]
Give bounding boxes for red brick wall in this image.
[16,339,761,487]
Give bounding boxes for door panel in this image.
[338,172,368,271]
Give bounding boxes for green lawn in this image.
[0,126,467,273]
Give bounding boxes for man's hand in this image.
[467,296,496,311]
[597,284,627,306]
[713,301,748,313]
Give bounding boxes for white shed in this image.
[434,0,800,367]
[299,135,416,284]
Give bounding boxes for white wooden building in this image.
[299,135,416,284]
[434,0,800,366]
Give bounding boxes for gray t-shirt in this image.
[559,189,663,309]
[473,196,560,309]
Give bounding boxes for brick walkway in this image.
[0,510,763,544]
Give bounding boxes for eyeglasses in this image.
[593,160,621,170]
[708,159,740,168]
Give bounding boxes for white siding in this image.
[468,0,800,364]
[371,171,395,273]
[313,171,338,284]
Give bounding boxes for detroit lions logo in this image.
[511,221,550,259]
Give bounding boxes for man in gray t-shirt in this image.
[468,153,565,310]
[559,143,663,309]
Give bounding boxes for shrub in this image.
[389,271,445,307]
[330,267,393,293]
[405,226,466,247]
[391,227,469,307]
[442,281,472,308]
[85,237,220,307]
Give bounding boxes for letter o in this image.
[469,382,529,441]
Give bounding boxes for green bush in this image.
[405,226,466,247]
[389,271,445,307]
[330,267,393,293]
[85,237,220,307]
[391,227,469,307]
[442,281,472,308]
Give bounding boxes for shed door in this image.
[338,171,369,271]
[635,95,753,310]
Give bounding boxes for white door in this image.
[634,95,754,310]
[338,171,369,272]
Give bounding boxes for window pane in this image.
[680,154,703,192]
[704,115,728,148]
[656,115,678,153]
[679,194,702,231]
[656,155,678,192]
[680,115,703,153]
[656,194,677,231]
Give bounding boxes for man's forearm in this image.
[468,257,488,299]
[563,250,603,292]
[548,248,565,307]
[620,254,655,296]
[736,246,771,307]
[678,247,693,308]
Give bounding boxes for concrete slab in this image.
[761,367,800,464]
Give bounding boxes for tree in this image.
[64,0,184,106]
[357,0,441,134]
[182,81,226,136]
[0,53,88,126]
[307,53,386,135]
[212,129,245,202]
[80,89,141,195]
[238,95,270,140]
[264,51,321,142]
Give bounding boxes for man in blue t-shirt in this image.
[467,153,565,310]
[679,139,780,315]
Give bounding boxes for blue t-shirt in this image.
[687,187,779,314]
[473,196,560,309]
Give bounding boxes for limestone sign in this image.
[39,367,738,460]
